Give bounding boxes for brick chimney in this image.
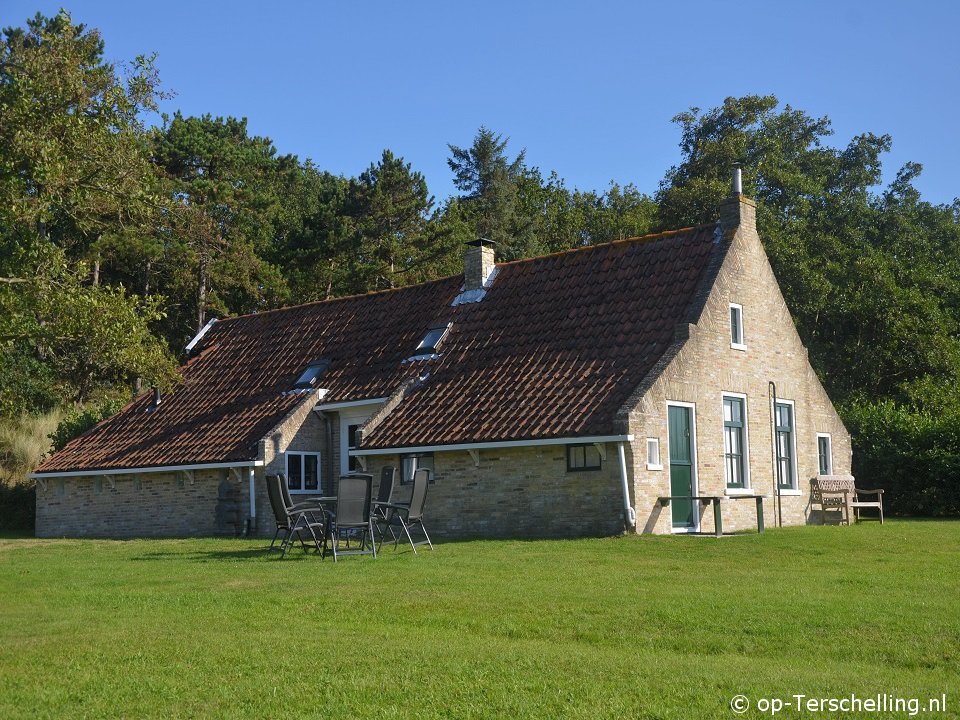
[719,164,756,236]
[464,238,496,291]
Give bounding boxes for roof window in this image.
[415,323,451,355]
[293,358,330,389]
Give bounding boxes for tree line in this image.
[2,11,959,515]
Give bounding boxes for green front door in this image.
[668,405,695,529]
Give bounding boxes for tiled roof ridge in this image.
[214,274,459,324]
[494,223,716,268]
[213,223,716,325]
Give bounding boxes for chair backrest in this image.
[376,466,396,504]
[336,474,373,527]
[278,472,296,509]
[265,474,289,523]
[406,468,430,522]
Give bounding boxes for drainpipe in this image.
[248,467,257,535]
[617,442,637,529]
[768,381,783,528]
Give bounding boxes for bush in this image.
[0,481,35,532]
[844,401,960,517]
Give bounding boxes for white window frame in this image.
[774,398,801,495]
[722,392,752,494]
[646,437,663,470]
[340,410,374,477]
[816,432,833,476]
[730,303,747,351]
[285,451,322,494]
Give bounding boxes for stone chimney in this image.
[719,164,756,236]
[464,238,496,291]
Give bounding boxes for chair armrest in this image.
[855,488,884,495]
[377,501,411,518]
[289,501,326,512]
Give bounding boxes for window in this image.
[286,452,321,493]
[567,444,602,471]
[346,424,362,472]
[401,453,435,484]
[817,433,833,476]
[415,323,451,355]
[723,395,748,489]
[775,402,797,490]
[730,304,746,350]
[646,438,662,470]
[293,358,330,389]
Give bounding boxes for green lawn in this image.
[1,522,957,719]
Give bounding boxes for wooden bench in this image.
[810,475,884,525]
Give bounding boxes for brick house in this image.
[31,182,851,538]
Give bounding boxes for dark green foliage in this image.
[447,127,527,257]
[346,150,459,292]
[0,481,34,532]
[845,402,960,516]
[0,343,59,417]
[49,398,126,453]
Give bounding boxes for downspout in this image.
[248,467,257,534]
[617,442,637,529]
[768,381,782,528]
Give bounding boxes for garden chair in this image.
[372,466,398,543]
[377,467,433,554]
[266,474,324,557]
[323,473,377,562]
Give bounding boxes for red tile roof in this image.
[35,224,723,473]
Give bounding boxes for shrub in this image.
[844,401,960,517]
[0,481,35,532]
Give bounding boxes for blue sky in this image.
[4,1,958,205]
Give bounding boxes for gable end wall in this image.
[623,221,852,533]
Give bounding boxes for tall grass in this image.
[0,410,61,531]
[0,410,61,484]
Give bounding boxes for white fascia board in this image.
[351,434,634,457]
[29,459,264,479]
[314,397,389,411]
[184,318,217,353]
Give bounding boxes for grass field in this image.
[0,522,957,719]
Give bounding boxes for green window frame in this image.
[723,396,747,488]
[775,402,796,490]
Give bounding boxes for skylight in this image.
[293,358,330,389]
[416,323,451,355]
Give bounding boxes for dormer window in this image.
[293,358,330,389]
[730,304,746,350]
[416,323,451,355]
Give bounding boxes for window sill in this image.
[730,343,748,352]
[725,487,755,496]
[646,463,663,471]
[778,489,803,496]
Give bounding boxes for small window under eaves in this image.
[293,358,330,389]
[416,323,451,355]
